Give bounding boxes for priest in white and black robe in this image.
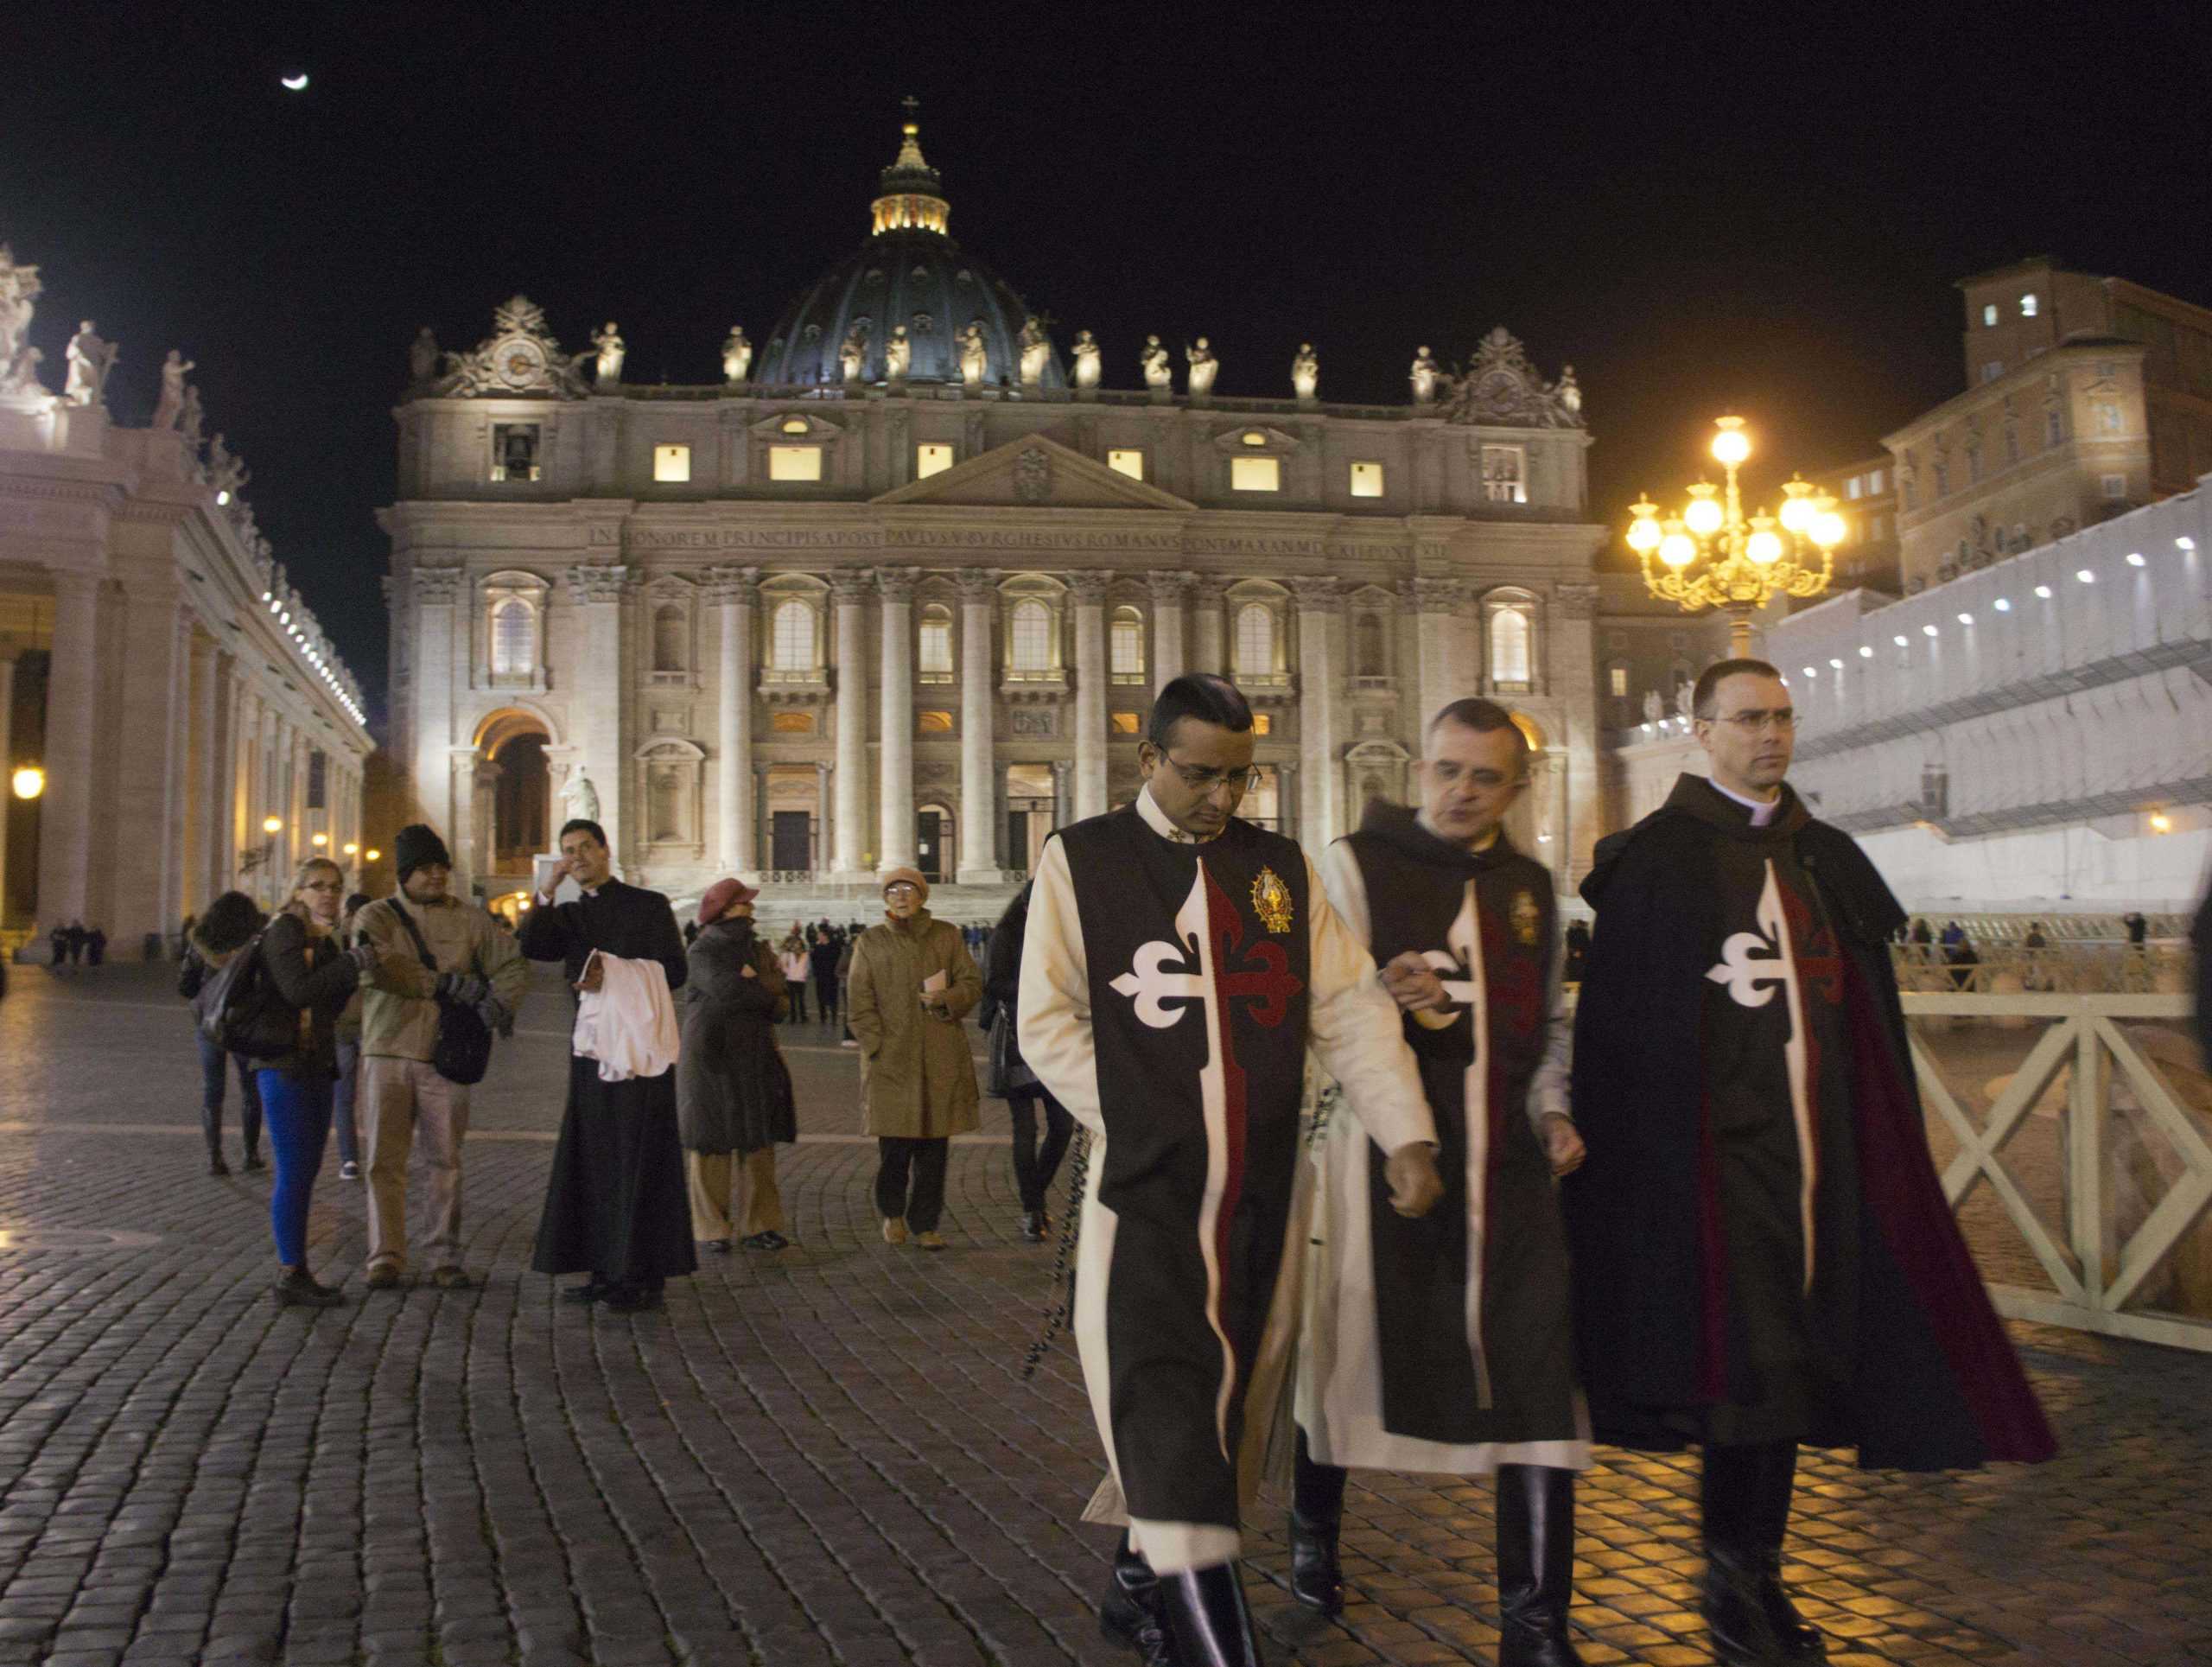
[1021,674,1442,1667]
[1297,699,1589,1667]
[522,818,695,1314]
[1567,660,2053,1667]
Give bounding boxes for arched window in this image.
[918,603,954,680]
[1489,608,1531,686]
[1233,602,1274,677]
[491,599,534,677]
[1010,599,1052,672]
[652,604,686,673]
[1354,612,1385,678]
[771,599,816,671]
[1109,606,1145,683]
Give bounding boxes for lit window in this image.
[1009,599,1052,671]
[2100,474,2127,500]
[780,417,810,435]
[770,599,816,670]
[1109,607,1144,681]
[1609,665,1629,698]
[1981,303,1999,327]
[918,604,953,679]
[1845,476,1862,500]
[1349,461,1385,498]
[491,599,534,676]
[1232,603,1274,676]
[771,710,815,735]
[1230,455,1281,492]
[1109,711,1141,735]
[491,423,540,482]
[1489,608,1532,685]
[1481,445,1526,504]
[1107,449,1145,480]
[653,444,691,482]
[1241,430,1267,447]
[768,445,822,481]
[1868,468,1885,493]
[915,442,954,479]
[2021,292,2038,317]
[917,710,953,734]
[1251,713,1272,736]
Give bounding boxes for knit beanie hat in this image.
[696,876,760,926]
[394,823,453,884]
[880,866,930,903]
[194,889,265,957]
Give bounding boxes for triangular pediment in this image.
[871,433,1194,510]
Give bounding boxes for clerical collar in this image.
[1137,783,1224,844]
[1415,811,1500,854]
[1707,777,1781,827]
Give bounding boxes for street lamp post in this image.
[1625,416,1846,657]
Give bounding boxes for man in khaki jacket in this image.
[357,824,527,1288]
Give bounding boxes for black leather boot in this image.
[1288,1435,1347,1616]
[1496,1464,1585,1666]
[1702,1443,1825,1664]
[1158,1562,1263,1667]
[1099,1531,1174,1665]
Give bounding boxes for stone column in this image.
[1554,581,1602,888]
[1070,570,1111,822]
[830,571,871,878]
[34,574,100,934]
[112,582,186,950]
[1148,570,1191,695]
[814,760,832,875]
[956,568,1000,882]
[566,563,631,865]
[876,567,917,873]
[1276,759,1299,841]
[188,631,220,913]
[410,565,465,837]
[0,651,14,922]
[1406,576,1465,736]
[1191,577,1227,673]
[709,564,760,875]
[1292,576,1342,851]
[1052,759,1072,833]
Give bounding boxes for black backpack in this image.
[385,902,494,1085]
[197,932,295,1060]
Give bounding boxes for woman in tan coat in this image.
[847,868,981,1250]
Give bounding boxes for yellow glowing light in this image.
[10,765,43,801]
[365,848,382,862]
[311,832,328,848]
[1626,495,1662,552]
[1777,476,1816,534]
[1746,526,1783,566]
[263,815,283,836]
[1811,510,1847,548]
[2150,811,2173,834]
[1711,417,1751,468]
[518,898,532,912]
[1659,530,1697,569]
[343,842,359,856]
[1683,484,1724,537]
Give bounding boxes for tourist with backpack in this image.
[179,890,269,1177]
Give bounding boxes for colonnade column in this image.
[710,564,760,875]
[1554,582,1603,888]
[1292,576,1342,851]
[411,565,465,838]
[566,563,630,864]
[956,568,1000,882]
[36,573,101,930]
[0,651,15,923]
[830,572,871,879]
[876,567,916,873]
[1148,570,1190,695]
[1190,577,1226,674]
[113,582,186,948]
[1070,571,1110,822]
[189,631,220,912]
[1407,576,1465,737]
[814,760,832,876]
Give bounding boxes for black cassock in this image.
[520,879,697,1285]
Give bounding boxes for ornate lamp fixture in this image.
[1626,417,1844,655]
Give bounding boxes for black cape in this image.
[520,880,697,1283]
[1565,776,2054,1470]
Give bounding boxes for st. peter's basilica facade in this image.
[381,119,1607,914]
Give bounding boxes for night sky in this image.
[8,3,2209,723]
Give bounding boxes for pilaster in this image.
[1070,570,1111,822]
[1148,570,1192,694]
[956,568,1002,882]
[36,571,102,930]
[708,564,760,876]
[876,567,918,872]
[1293,576,1343,852]
[830,571,871,879]
[566,563,632,865]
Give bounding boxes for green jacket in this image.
[357,893,527,1062]
[846,909,981,1139]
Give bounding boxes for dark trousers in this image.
[874,1136,950,1233]
[197,1032,264,1158]
[255,1068,332,1268]
[332,1037,361,1167]
[1007,1090,1073,1213]
[815,977,839,1024]
[787,980,809,1024]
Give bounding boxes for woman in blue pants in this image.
[254,857,380,1309]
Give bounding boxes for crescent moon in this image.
[281,73,309,90]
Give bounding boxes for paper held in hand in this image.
[921,970,948,996]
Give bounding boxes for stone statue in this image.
[1291,341,1319,402]
[561,770,601,825]
[1071,329,1101,389]
[1674,678,1695,721]
[956,320,987,388]
[1555,364,1582,417]
[152,350,195,429]
[1642,688,1664,724]
[1410,345,1439,404]
[839,322,868,385]
[207,433,249,496]
[63,321,117,407]
[1017,315,1051,386]
[1141,334,1172,390]
[176,383,205,449]
[884,324,912,381]
[589,322,625,385]
[721,325,752,385]
[408,327,439,385]
[2,347,44,397]
[0,246,41,380]
[1185,335,1217,398]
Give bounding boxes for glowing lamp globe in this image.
[1710,418,1751,468]
[263,815,283,836]
[343,842,359,856]
[1659,531,1697,569]
[1812,510,1847,548]
[311,832,328,849]
[1627,517,1662,553]
[1778,480,1816,534]
[10,765,43,801]
[1684,492,1724,538]
[1746,528,1783,566]
[365,849,381,863]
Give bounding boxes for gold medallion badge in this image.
[1511,889,1541,948]
[1251,867,1294,934]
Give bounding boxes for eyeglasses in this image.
[1163,754,1262,795]
[301,881,343,893]
[1708,709,1797,735]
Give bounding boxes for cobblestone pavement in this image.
[1,965,2209,1666]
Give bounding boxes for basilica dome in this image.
[755,118,1066,391]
